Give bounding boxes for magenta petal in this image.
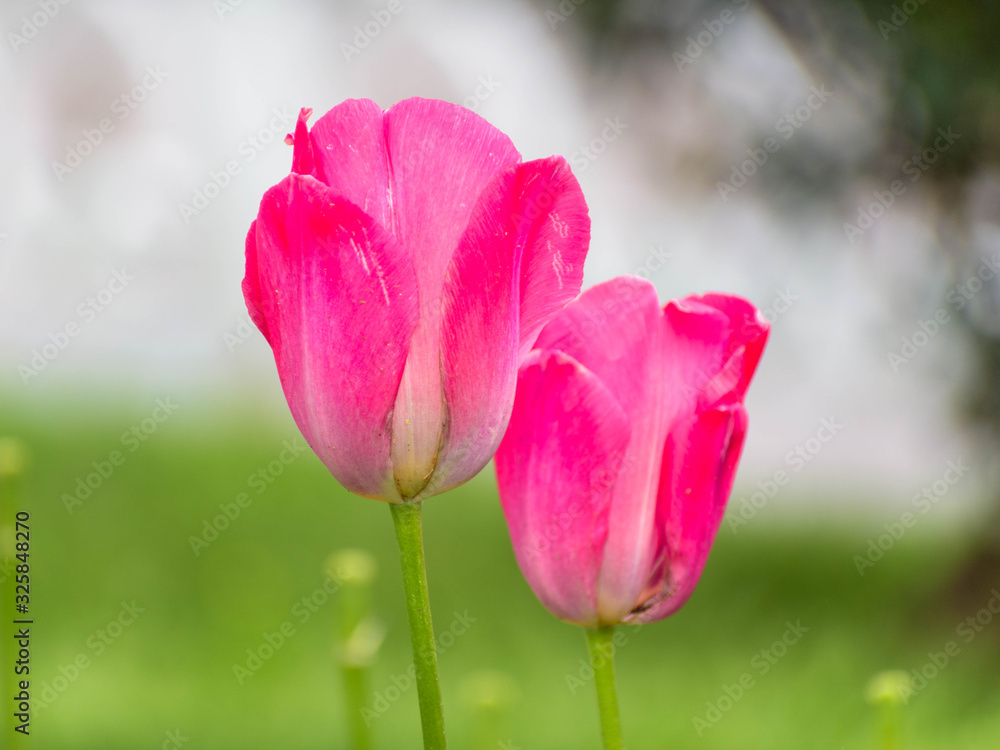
[688,293,769,405]
[384,99,521,362]
[383,98,521,296]
[514,156,590,359]
[431,158,590,496]
[631,404,748,623]
[533,277,664,419]
[383,99,522,495]
[309,99,393,226]
[249,174,419,500]
[534,277,669,621]
[242,220,270,345]
[629,293,766,621]
[495,350,631,627]
[662,294,770,424]
[290,107,316,176]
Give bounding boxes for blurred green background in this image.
[3,392,997,749]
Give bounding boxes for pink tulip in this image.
[495,276,768,627]
[243,98,590,503]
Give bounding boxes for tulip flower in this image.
[244,98,589,503]
[242,98,590,750]
[495,276,768,749]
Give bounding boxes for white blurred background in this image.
[2,0,998,520]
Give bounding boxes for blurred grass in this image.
[2,392,998,749]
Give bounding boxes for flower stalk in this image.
[329,549,384,750]
[866,670,911,750]
[586,626,626,750]
[390,502,446,749]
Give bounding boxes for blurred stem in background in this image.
[586,626,626,750]
[0,438,28,750]
[459,670,519,750]
[327,549,385,750]
[389,501,447,750]
[866,670,913,750]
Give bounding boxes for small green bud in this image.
[866,670,913,706]
[338,616,386,667]
[326,548,377,586]
[0,438,29,479]
[460,670,520,713]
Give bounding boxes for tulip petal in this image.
[246,173,419,500]
[513,156,590,359]
[306,98,520,496]
[495,350,631,627]
[629,404,747,623]
[309,97,521,261]
[690,293,769,405]
[309,99,393,227]
[533,276,663,426]
[301,98,526,497]
[661,294,770,426]
[290,107,316,176]
[242,219,269,344]
[630,293,767,622]
[385,99,522,496]
[429,157,590,497]
[533,277,668,622]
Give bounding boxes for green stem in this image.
[341,664,373,750]
[879,703,903,750]
[330,548,380,750]
[586,626,625,750]
[390,502,446,750]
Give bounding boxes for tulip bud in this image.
[244,99,591,504]
[496,277,768,627]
